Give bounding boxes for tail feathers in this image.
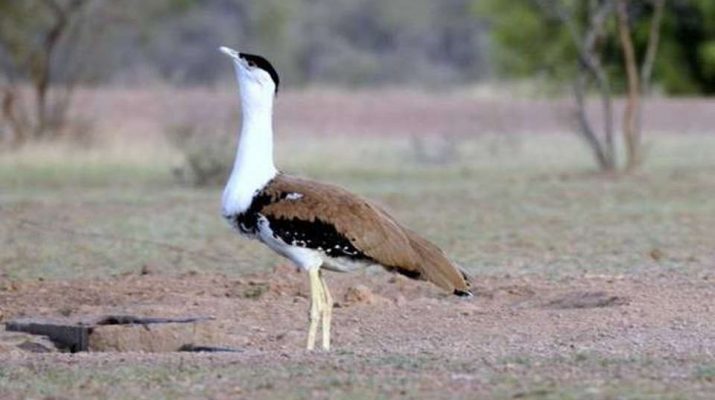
[453,267,473,297]
[405,230,472,296]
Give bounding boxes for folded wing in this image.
[260,174,472,295]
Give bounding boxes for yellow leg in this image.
[306,268,324,351]
[320,273,333,351]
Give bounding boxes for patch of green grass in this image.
[1,352,711,400]
[695,364,715,382]
[483,353,711,400]
[0,360,418,400]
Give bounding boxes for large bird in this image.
[219,46,471,351]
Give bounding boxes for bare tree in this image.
[535,0,666,172]
[536,0,616,170]
[0,0,91,145]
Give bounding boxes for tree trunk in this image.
[593,63,615,170]
[1,87,29,145]
[616,0,641,171]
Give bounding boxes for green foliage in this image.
[700,42,715,79]
[476,0,715,94]
[655,0,715,93]
[0,2,57,80]
[476,1,573,79]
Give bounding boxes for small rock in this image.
[388,274,410,286]
[650,248,665,261]
[0,332,58,353]
[58,307,73,317]
[140,264,158,275]
[394,294,407,307]
[344,285,377,305]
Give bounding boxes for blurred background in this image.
[4,0,715,89]
[1,0,714,153]
[0,0,714,279]
[3,2,715,397]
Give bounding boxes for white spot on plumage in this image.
[285,192,303,201]
[255,215,322,270]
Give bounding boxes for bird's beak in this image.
[220,46,245,69]
[220,46,239,59]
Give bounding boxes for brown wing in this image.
[261,174,471,295]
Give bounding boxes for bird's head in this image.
[220,46,279,109]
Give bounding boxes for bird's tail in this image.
[405,229,472,297]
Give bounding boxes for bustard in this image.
[219,46,471,351]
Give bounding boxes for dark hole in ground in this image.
[179,344,243,353]
[546,291,630,309]
[5,315,240,353]
[95,315,213,325]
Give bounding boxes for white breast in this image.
[221,168,276,217]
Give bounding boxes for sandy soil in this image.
[2,265,714,398]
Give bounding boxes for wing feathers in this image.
[261,174,471,295]
[403,228,471,294]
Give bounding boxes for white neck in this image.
[221,82,278,216]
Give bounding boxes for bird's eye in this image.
[247,60,256,68]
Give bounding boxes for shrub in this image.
[167,122,235,187]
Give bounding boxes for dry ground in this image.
[1,267,714,399]
[1,89,714,399]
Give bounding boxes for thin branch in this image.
[534,0,611,79]
[583,1,616,169]
[634,0,666,148]
[534,0,616,169]
[27,0,89,138]
[573,73,610,169]
[640,0,665,91]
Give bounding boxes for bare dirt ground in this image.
[2,265,714,399]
